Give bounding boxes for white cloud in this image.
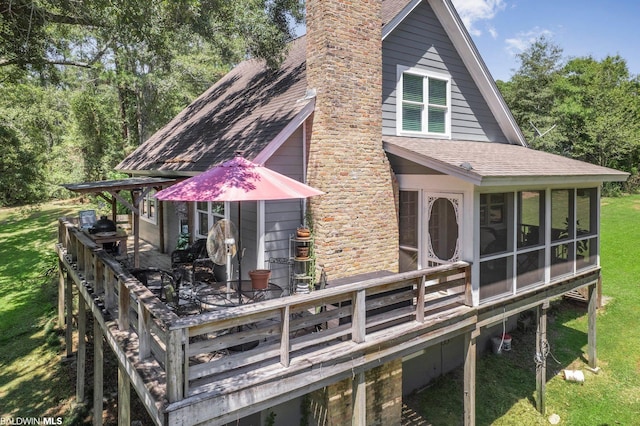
[487,25,498,39]
[452,0,506,36]
[504,27,554,54]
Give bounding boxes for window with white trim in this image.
[140,190,157,224]
[397,67,451,137]
[195,201,225,239]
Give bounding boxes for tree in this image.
[0,1,304,205]
[553,56,640,171]
[497,36,565,152]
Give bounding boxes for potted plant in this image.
[297,225,311,238]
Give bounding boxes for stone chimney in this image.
[306,0,399,280]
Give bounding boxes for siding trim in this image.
[254,99,316,165]
[427,0,526,146]
[382,0,423,40]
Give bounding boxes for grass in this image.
[1,196,640,424]
[0,200,91,422]
[414,194,640,425]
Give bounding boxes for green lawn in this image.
[0,201,89,422]
[1,196,640,424]
[416,195,640,425]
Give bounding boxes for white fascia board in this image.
[382,0,423,40]
[428,0,527,147]
[253,99,315,165]
[479,175,629,187]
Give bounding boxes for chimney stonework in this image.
[306,0,399,281]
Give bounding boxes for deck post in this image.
[166,329,185,402]
[463,327,478,426]
[95,256,105,294]
[138,303,151,360]
[76,299,87,404]
[280,305,290,367]
[536,301,549,414]
[118,279,130,331]
[93,319,104,426]
[352,289,366,343]
[105,269,115,311]
[352,371,366,425]
[118,364,131,426]
[587,282,598,369]
[65,272,74,358]
[58,260,66,327]
[416,276,426,322]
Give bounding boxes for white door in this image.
[424,193,462,266]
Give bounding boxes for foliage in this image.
[0,0,304,207]
[498,36,640,183]
[497,36,565,153]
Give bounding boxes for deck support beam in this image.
[587,281,598,370]
[76,299,87,404]
[93,320,104,426]
[352,371,366,425]
[536,301,549,415]
[118,364,131,426]
[464,328,478,426]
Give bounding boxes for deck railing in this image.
[56,217,471,412]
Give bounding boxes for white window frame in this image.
[140,190,157,225]
[195,201,228,239]
[396,65,451,138]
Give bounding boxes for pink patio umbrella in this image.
[155,155,323,301]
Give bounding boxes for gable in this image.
[381,0,520,144]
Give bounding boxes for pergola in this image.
[63,177,176,267]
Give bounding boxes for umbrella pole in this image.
[237,202,242,305]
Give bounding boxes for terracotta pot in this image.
[296,246,309,258]
[297,228,311,238]
[249,269,271,290]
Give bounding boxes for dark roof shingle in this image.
[117,37,309,174]
[384,137,629,185]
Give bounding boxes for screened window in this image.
[399,191,419,272]
[479,188,600,303]
[399,68,450,136]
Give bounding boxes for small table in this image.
[84,229,128,257]
[195,280,283,311]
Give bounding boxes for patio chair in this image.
[171,239,216,284]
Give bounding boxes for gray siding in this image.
[263,127,307,292]
[382,1,508,143]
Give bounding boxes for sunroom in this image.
[385,137,628,306]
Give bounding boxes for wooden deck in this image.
[55,217,601,425]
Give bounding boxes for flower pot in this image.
[297,227,311,238]
[249,269,271,290]
[296,246,309,258]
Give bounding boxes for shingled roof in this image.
[116,36,309,175]
[384,137,629,185]
[117,0,416,176]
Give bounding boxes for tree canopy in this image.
[498,37,640,178]
[0,0,303,206]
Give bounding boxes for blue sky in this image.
[453,0,640,81]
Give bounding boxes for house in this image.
[107,0,629,424]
